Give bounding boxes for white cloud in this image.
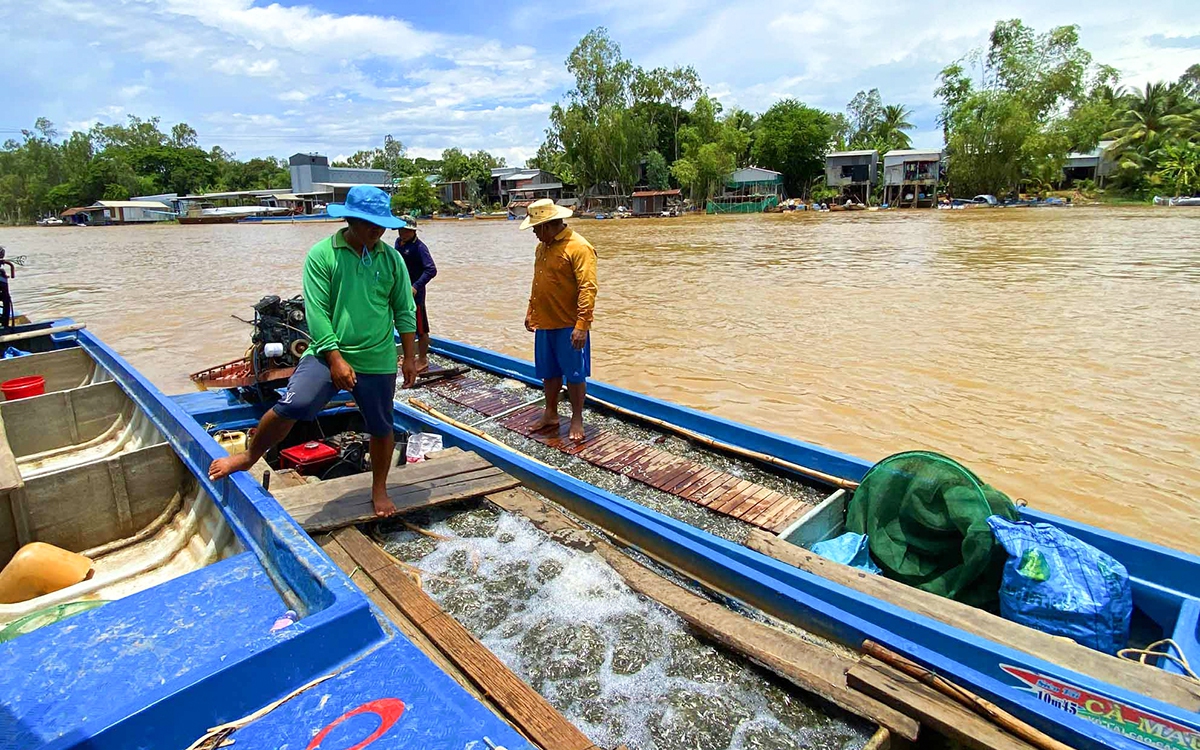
[211,57,280,77]
[119,85,148,99]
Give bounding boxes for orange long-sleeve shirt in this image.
[527,226,598,331]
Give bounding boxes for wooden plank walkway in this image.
[271,447,519,532]
[429,378,812,533]
[326,526,600,750]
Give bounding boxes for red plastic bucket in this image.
[2,376,45,401]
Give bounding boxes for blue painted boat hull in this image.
[0,324,531,750]
[403,337,1200,750]
[173,333,1200,750]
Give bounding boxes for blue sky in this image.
[2,1,1197,164]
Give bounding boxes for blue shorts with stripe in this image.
[534,328,590,385]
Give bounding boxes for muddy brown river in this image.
[3,206,1197,550]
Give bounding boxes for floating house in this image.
[60,200,174,225]
[882,149,943,208]
[825,150,879,204]
[707,167,785,214]
[501,170,563,207]
[435,180,470,206]
[631,189,681,216]
[488,167,522,204]
[1062,140,1117,186]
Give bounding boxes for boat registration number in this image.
[1002,665,1200,750]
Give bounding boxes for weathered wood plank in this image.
[272,451,518,533]
[847,657,1035,750]
[331,527,597,750]
[748,530,1200,712]
[0,412,24,493]
[487,487,918,742]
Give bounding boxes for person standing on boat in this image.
[209,185,419,518]
[522,198,597,441]
[394,215,436,373]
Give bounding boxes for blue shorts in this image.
[273,355,396,437]
[534,328,590,385]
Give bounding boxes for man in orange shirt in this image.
[522,198,597,441]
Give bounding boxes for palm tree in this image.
[1103,82,1179,161]
[873,105,914,152]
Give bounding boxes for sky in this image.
[2,0,1197,165]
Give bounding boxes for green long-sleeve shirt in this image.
[302,228,416,374]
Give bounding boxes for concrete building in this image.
[288,153,390,202]
[825,150,879,204]
[882,149,943,207]
[1062,140,1117,186]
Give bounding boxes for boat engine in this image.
[252,295,309,369]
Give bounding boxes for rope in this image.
[1117,639,1200,682]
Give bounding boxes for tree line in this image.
[529,23,1200,203]
[0,117,293,224]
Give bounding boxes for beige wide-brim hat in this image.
[520,198,574,230]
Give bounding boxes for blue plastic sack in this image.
[2,346,29,359]
[812,532,881,574]
[987,515,1131,653]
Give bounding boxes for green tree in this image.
[846,89,884,148]
[644,150,669,190]
[439,147,471,181]
[1156,141,1200,195]
[391,175,440,215]
[937,20,1110,195]
[751,99,833,196]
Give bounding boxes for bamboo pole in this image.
[584,393,859,490]
[862,640,1073,750]
[0,323,85,344]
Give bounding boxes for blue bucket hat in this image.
[327,185,403,229]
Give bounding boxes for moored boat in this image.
[374,337,1200,750]
[0,322,532,749]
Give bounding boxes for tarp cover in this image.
[846,451,1020,610]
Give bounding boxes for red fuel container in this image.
[279,440,338,475]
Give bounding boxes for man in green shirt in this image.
[209,185,418,517]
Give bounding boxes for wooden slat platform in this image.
[327,526,600,750]
[271,447,519,532]
[429,378,811,533]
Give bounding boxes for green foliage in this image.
[644,150,669,190]
[438,148,505,206]
[1156,141,1200,195]
[840,90,914,153]
[937,19,1115,196]
[391,175,440,216]
[334,135,416,180]
[751,99,833,196]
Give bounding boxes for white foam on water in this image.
[390,510,869,750]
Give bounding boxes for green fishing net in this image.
[846,451,1019,611]
[0,600,108,644]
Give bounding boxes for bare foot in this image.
[209,452,256,481]
[531,411,560,432]
[416,359,429,374]
[372,488,397,517]
[568,417,585,441]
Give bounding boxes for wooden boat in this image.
[0,321,532,749]
[359,337,1199,750]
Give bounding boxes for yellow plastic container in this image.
[215,430,248,455]
[0,542,94,603]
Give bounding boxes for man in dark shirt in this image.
[394,215,437,372]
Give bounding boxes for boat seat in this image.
[0,382,137,460]
[0,413,24,566]
[0,347,105,396]
[0,443,184,569]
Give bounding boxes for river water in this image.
[3,207,1197,550]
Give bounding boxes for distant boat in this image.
[179,206,292,225]
[1154,196,1200,207]
[235,213,340,224]
[35,217,64,227]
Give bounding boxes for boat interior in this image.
[0,345,241,627]
[779,487,1200,689]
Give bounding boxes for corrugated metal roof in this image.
[883,149,942,158]
[508,182,563,192]
[632,189,681,197]
[828,149,878,158]
[94,200,172,209]
[502,171,540,181]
